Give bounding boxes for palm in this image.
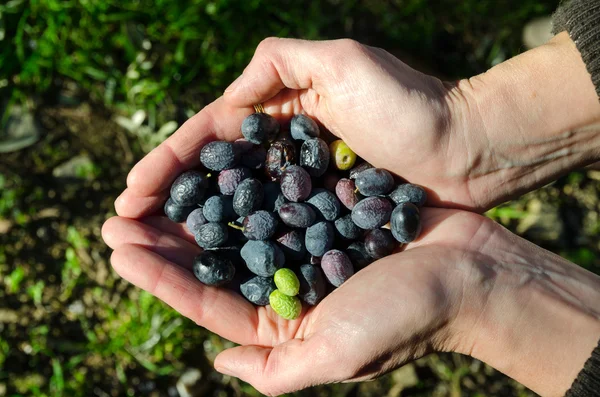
[102,207,492,393]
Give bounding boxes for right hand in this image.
[223,38,473,208]
[223,35,600,212]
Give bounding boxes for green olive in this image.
[274,268,300,296]
[329,140,357,171]
[269,290,302,320]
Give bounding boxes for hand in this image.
[115,34,600,219]
[101,208,478,395]
[222,35,600,211]
[102,208,600,396]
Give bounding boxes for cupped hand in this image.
[103,204,600,396]
[102,208,501,395]
[223,38,468,207]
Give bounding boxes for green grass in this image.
[2,0,557,146]
[4,0,595,396]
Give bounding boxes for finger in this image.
[106,217,311,347]
[139,216,196,244]
[125,96,253,198]
[114,188,168,218]
[224,37,356,107]
[214,336,343,396]
[259,88,319,121]
[102,216,200,268]
[110,244,258,344]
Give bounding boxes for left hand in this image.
[102,206,600,396]
[101,208,478,395]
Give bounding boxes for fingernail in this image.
[225,74,243,93]
[215,365,237,377]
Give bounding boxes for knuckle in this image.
[337,38,363,52]
[322,39,368,84]
[253,37,284,82]
[256,36,280,53]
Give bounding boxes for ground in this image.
[3,1,599,396]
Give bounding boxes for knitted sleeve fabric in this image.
[565,340,600,396]
[552,0,600,99]
[551,2,600,394]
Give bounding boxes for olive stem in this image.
[227,222,244,231]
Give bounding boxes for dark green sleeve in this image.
[552,0,600,99]
[565,340,600,397]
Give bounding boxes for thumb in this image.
[223,37,362,107]
[214,337,345,396]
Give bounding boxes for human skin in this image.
[104,32,600,396]
[113,33,600,218]
[102,208,600,396]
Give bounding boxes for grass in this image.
[2,0,558,142]
[3,0,599,396]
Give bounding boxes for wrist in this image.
[451,226,600,396]
[447,32,600,211]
